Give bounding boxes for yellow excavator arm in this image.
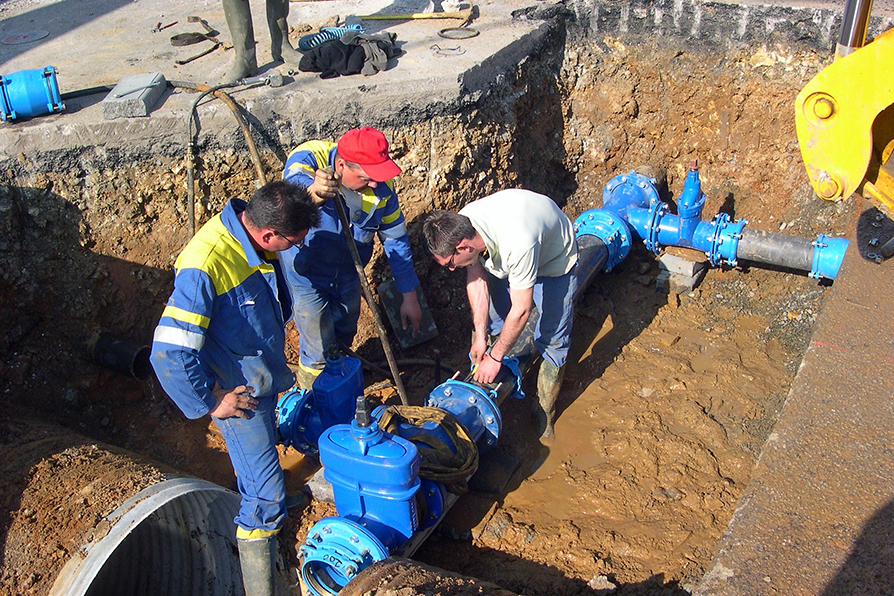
[795,26,894,219]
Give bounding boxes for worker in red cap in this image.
[281,127,422,389]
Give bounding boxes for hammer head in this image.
[238,71,284,87]
[265,71,284,87]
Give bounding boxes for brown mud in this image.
[0,30,856,596]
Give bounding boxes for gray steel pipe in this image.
[736,227,817,272]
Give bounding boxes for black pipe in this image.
[88,332,152,380]
[737,228,816,272]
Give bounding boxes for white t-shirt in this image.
[459,189,578,289]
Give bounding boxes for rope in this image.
[377,405,478,494]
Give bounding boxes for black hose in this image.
[60,85,115,100]
[737,228,815,271]
[168,80,268,237]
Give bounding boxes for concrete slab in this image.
[696,212,894,595]
[0,0,554,153]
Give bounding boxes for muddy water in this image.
[410,254,828,595]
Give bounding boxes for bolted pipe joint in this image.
[574,209,631,272]
[299,517,390,596]
[427,379,503,453]
[575,169,661,271]
[601,169,661,216]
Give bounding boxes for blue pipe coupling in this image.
[0,65,64,122]
[426,379,502,453]
[811,234,849,280]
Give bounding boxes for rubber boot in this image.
[297,366,321,391]
[222,0,258,84]
[534,360,565,445]
[237,536,277,596]
[266,0,302,64]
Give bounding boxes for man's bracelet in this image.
[485,352,501,363]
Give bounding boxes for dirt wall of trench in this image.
[0,9,867,596]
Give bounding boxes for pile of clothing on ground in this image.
[298,26,401,78]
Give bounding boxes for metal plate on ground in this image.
[2,30,49,45]
[377,278,439,349]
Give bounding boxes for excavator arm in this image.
[795,20,894,220]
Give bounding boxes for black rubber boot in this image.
[222,0,258,83]
[237,536,277,596]
[266,0,302,64]
[534,360,565,445]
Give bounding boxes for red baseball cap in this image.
[336,127,402,182]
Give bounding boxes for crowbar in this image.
[357,8,473,21]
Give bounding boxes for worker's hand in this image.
[473,352,501,384]
[307,167,340,205]
[399,290,422,334]
[469,335,488,369]
[209,385,257,419]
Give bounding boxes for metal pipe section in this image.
[584,167,848,280]
[837,0,873,57]
[2,419,246,596]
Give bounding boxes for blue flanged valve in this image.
[418,478,447,530]
[276,354,364,455]
[427,379,502,453]
[299,517,390,596]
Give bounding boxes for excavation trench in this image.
[0,5,871,596]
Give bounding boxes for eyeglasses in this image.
[275,231,304,248]
[446,249,459,269]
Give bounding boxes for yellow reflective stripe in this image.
[290,140,335,169]
[360,190,380,214]
[176,216,273,296]
[153,326,205,351]
[381,207,402,225]
[162,305,210,329]
[236,526,280,540]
